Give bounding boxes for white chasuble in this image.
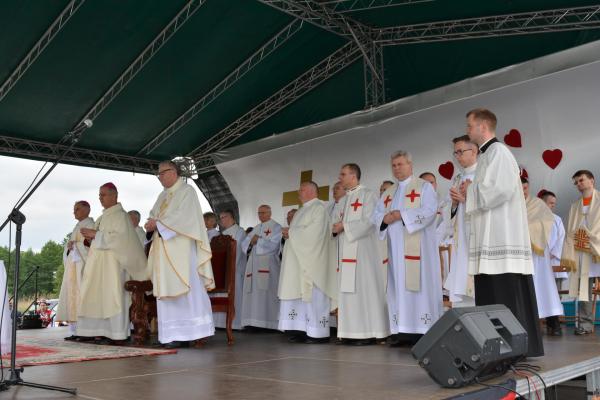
[213,224,246,330]
[56,217,94,323]
[78,203,149,340]
[337,185,389,339]
[147,178,215,343]
[466,141,533,275]
[443,165,476,305]
[278,199,337,337]
[374,177,442,335]
[241,219,282,329]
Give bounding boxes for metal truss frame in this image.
[318,0,434,14]
[190,41,363,173]
[0,0,86,103]
[66,0,208,136]
[374,5,600,45]
[0,134,158,173]
[137,19,304,156]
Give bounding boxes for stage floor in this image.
[2,326,599,400]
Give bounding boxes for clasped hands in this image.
[144,218,157,232]
[383,210,402,225]
[80,228,96,240]
[449,179,471,206]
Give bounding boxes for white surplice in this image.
[444,164,476,305]
[337,185,389,339]
[1,260,11,355]
[212,224,246,330]
[551,214,567,281]
[374,177,443,334]
[532,222,564,318]
[241,219,282,329]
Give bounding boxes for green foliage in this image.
[0,239,65,298]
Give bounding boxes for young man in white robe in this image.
[212,210,246,330]
[57,200,95,340]
[146,161,215,348]
[333,163,389,345]
[463,108,543,357]
[241,205,282,330]
[523,179,564,336]
[560,170,600,335]
[541,191,567,291]
[1,260,11,355]
[128,210,146,245]
[279,181,337,343]
[204,212,220,242]
[445,135,478,307]
[374,152,442,346]
[78,183,149,343]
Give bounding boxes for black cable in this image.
[474,378,524,398]
[517,366,547,393]
[10,161,49,212]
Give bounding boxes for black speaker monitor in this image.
[411,305,527,388]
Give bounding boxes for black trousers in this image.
[475,273,544,357]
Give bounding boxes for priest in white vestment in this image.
[204,212,220,241]
[212,210,246,330]
[78,183,149,342]
[541,191,567,289]
[146,161,215,347]
[464,109,543,356]
[523,179,564,336]
[560,170,600,335]
[445,135,478,307]
[333,163,389,344]
[1,260,11,355]
[279,182,337,343]
[374,152,442,345]
[128,210,146,245]
[57,200,95,339]
[241,205,282,329]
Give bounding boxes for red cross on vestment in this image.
[264,228,272,236]
[350,199,363,211]
[406,189,420,203]
[383,195,392,208]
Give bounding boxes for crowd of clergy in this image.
[51,108,600,352]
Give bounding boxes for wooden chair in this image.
[439,245,452,308]
[208,234,237,345]
[125,279,156,346]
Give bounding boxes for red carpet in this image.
[1,335,176,367]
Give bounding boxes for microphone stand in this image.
[0,122,91,395]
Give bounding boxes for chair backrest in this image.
[210,235,236,294]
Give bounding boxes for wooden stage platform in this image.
[3,326,600,399]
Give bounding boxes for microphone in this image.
[67,119,94,143]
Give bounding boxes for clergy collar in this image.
[397,175,412,185]
[165,178,183,194]
[102,202,123,215]
[346,184,362,193]
[463,163,477,174]
[302,198,318,207]
[479,137,499,153]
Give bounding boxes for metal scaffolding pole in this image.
[137,19,304,156]
[318,0,434,14]
[0,0,86,103]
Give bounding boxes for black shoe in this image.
[288,334,307,343]
[304,336,329,344]
[74,336,95,342]
[387,334,401,346]
[64,335,78,341]
[547,328,563,336]
[344,338,375,346]
[574,327,593,336]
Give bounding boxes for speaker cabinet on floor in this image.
[411,304,527,388]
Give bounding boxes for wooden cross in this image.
[406,189,420,203]
[282,170,329,207]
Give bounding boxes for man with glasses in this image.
[560,170,600,335]
[146,161,215,348]
[445,135,478,307]
[241,205,282,330]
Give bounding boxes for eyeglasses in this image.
[453,149,473,157]
[156,168,174,177]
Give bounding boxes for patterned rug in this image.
[0,335,176,367]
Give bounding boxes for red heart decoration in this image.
[438,161,454,180]
[537,189,547,199]
[504,129,522,148]
[542,149,562,169]
[520,167,528,179]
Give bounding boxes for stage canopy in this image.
[2,0,600,212]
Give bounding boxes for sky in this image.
[0,155,212,252]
